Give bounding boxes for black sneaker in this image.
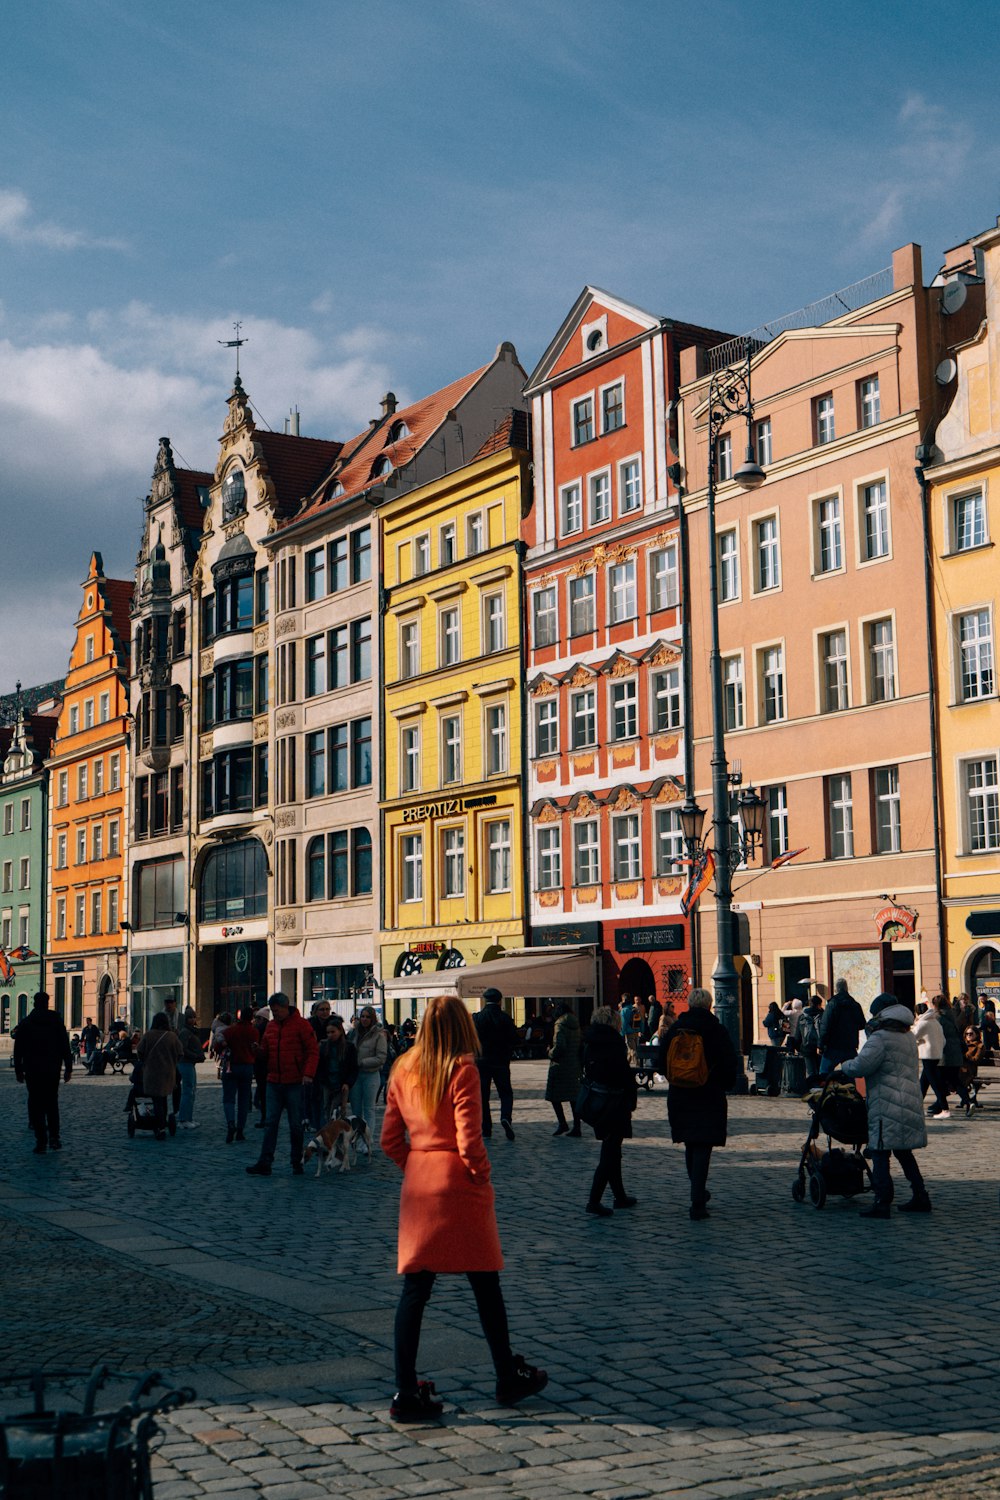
[898,1195,932,1213]
[390,1380,444,1422]
[689,1203,710,1220]
[32,1143,46,1155]
[501,1119,515,1141]
[226,1124,237,1145]
[49,1140,62,1151]
[292,1161,304,1175]
[496,1356,548,1406]
[613,1195,638,1208]
[586,1201,613,1217]
[246,1162,272,1176]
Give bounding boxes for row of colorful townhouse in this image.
[5,215,1000,1045]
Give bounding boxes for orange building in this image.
[46,554,132,1030]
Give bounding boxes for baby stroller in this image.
[124,1063,177,1139]
[791,1076,872,1208]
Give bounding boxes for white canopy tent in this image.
[380,945,598,1003]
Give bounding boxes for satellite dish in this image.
[941,280,967,315]
[936,358,958,385]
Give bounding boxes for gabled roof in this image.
[0,681,64,721]
[473,408,532,461]
[255,430,344,518]
[174,466,214,531]
[292,360,494,526]
[102,579,134,651]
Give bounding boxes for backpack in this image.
[666,1030,709,1088]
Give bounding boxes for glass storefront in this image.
[306,965,373,1016]
[130,950,183,1033]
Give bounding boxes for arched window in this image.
[387,420,410,443]
[307,836,326,902]
[198,839,267,922]
[369,456,393,481]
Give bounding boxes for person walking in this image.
[176,1007,204,1130]
[961,1023,984,1113]
[619,994,638,1065]
[13,992,73,1154]
[221,1007,259,1143]
[818,979,866,1075]
[246,994,319,1177]
[80,1017,101,1073]
[914,1000,947,1117]
[544,1002,582,1136]
[581,1005,638,1216]
[317,1015,358,1123]
[841,994,931,1217]
[472,989,518,1140]
[798,995,824,1077]
[935,993,971,1117]
[662,988,739,1220]
[381,993,548,1420]
[136,1014,183,1141]
[349,1005,387,1141]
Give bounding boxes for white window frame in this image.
[442,825,466,898]
[69,705,80,735]
[92,824,103,861]
[84,635,95,664]
[752,512,781,594]
[815,392,835,445]
[955,606,995,702]
[485,819,512,893]
[963,755,1000,853]
[482,592,506,655]
[718,527,740,604]
[811,489,845,577]
[84,698,94,730]
[536,826,562,890]
[99,691,110,724]
[855,473,892,565]
[401,724,421,794]
[440,522,457,568]
[93,759,104,796]
[56,833,67,869]
[109,756,120,792]
[608,558,637,623]
[571,687,597,749]
[860,612,897,704]
[859,375,881,430]
[485,701,508,776]
[610,678,638,741]
[612,813,641,882]
[560,482,583,537]
[573,820,600,886]
[755,417,772,467]
[466,511,485,557]
[757,641,786,725]
[568,573,595,636]
[950,487,988,553]
[76,828,86,864]
[827,773,854,859]
[589,468,612,526]
[571,392,595,448]
[400,619,420,680]
[873,765,901,854]
[723,654,745,731]
[441,714,462,785]
[654,807,684,876]
[108,819,120,857]
[650,544,679,611]
[400,834,423,903]
[618,454,642,516]
[439,606,461,668]
[652,667,682,733]
[767,785,789,860]
[55,897,67,941]
[600,377,625,435]
[818,625,850,714]
[716,432,733,482]
[532,586,558,648]
[413,533,430,578]
[534,698,558,757]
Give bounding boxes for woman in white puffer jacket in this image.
[913,1005,947,1116]
[841,994,931,1219]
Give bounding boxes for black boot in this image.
[226,1123,236,1145]
[898,1192,932,1213]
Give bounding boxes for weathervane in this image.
[218,320,248,380]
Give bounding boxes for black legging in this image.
[394,1271,513,1394]
[552,1100,580,1131]
[588,1133,626,1206]
[685,1142,713,1206]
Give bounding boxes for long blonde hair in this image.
[397,994,480,1117]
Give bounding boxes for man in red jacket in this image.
[247,993,319,1177]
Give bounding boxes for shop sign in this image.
[615,923,686,954]
[409,940,444,956]
[531,922,601,947]
[221,925,244,938]
[50,959,84,974]
[401,794,497,824]
[873,902,918,941]
[965,910,1000,937]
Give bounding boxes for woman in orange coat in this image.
[381,994,548,1421]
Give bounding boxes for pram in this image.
[124,1064,177,1139]
[791,1076,872,1209]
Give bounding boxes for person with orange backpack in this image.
[662,988,739,1220]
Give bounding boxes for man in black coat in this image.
[472,988,518,1140]
[13,992,73,1153]
[818,979,866,1075]
[662,989,738,1219]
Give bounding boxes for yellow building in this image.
[379,411,531,1016]
[927,218,1000,1002]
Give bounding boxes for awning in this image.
[380,946,598,1002]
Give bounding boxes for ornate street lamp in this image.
[702,341,767,1083]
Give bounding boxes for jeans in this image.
[869,1147,926,1204]
[477,1060,513,1132]
[684,1142,713,1206]
[588,1133,626,1205]
[920,1059,947,1113]
[222,1063,253,1130]
[151,1095,169,1133]
[177,1061,197,1123]
[394,1270,513,1394]
[258,1081,305,1166]
[26,1073,61,1146]
[349,1070,381,1129]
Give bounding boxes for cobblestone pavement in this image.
[0,1062,997,1498]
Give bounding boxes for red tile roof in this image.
[174,467,214,531]
[255,430,344,517]
[293,361,493,525]
[102,579,134,647]
[473,408,531,460]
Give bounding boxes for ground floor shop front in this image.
[379,923,526,1025]
[43,951,125,1035]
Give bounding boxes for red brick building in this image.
[522,288,730,1008]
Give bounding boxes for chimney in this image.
[284,407,301,436]
[381,391,398,418]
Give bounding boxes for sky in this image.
[1,0,998,692]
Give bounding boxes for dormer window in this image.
[330,482,345,498]
[370,456,393,480]
[222,467,247,522]
[387,420,410,443]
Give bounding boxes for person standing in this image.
[646,994,662,1036]
[914,1002,947,1116]
[979,999,1000,1060]
[798,995,824,1076]
[246,994,319,1177]
[221,1007,259,1143]
[136,1014,183,1140]
[841,994,931,1217]
[381,994,547,1420]
[544,1003,582,1137]
[14,992,73,1154]
[176,1007,204,1130]
[935,993,971,1117]
[349,1005,387,1140]
[472,989,518,1140]
[581,1005,638,1216]
[661,989,739,1219]
[317,1015,358,1123]
[818,979,866,1075]
[80,1017,101,1073]
[619,994,637,1064]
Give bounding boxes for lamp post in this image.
[699,341,767,1077]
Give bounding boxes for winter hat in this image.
[870,992,899,1017]
[482,988,503,1004]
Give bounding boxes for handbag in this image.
[576,1078,624,1132]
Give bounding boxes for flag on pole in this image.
[680,849,716,916]
[7,945,37,963]
[0,950,13,983]
[771,847,808,869]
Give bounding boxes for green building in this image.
[0,700,60,1046]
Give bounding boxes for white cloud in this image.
[0,188,128,252]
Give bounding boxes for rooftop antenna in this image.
[218,320,248,380]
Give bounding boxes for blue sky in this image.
[2,0,998,690]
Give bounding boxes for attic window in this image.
[330,482,345,498]
[386,420,410,443]
[222,467,247,522]
[586,330,603,352]
[370,456,393,480]
[197,486,211,508]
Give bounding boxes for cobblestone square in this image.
[1,1063,997,1498]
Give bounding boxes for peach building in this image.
[679,244,974,1033]
[46,554,132,1029]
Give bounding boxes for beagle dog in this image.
[302,1116,373,1175]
